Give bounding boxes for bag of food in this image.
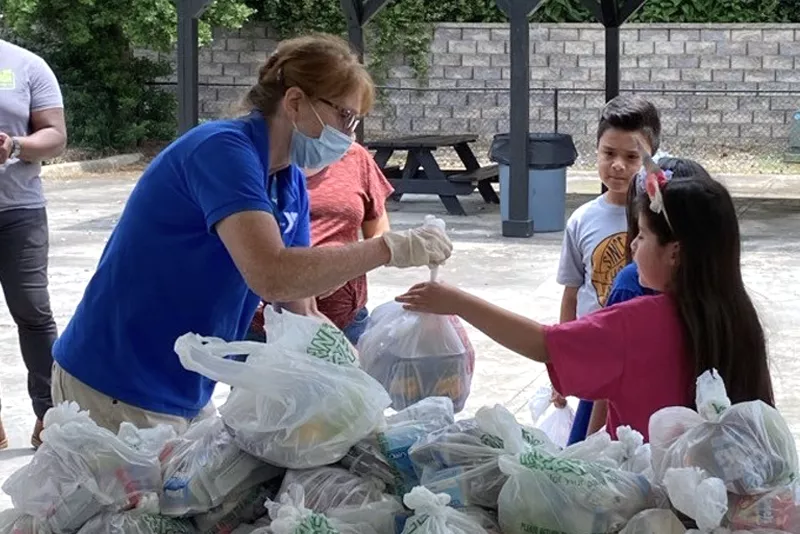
[399,486,488,534]
[0,509,50,534]
[727,480,800,532]
[261,306,358,366]
[2,402,174,534]
[663,467,729,532]
[650,370,798,495]
[619,509,685,534]
[341,397,455,496]
[175,332,391,469]
[358,264,474,413]
[76,511,196,534]
[191,481,280,534]
[278,467,385,513]
[408,405,557,509]
[528,385,575,449]
[497,449,652,534]
[160,416,284,517]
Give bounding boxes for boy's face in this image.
[597,128,652,195]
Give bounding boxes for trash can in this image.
[489,133,578,232]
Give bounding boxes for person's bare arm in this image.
[455,293,550,363]
[216,211,390,303]
[17,108,67,162]
[560,286,578,324]
[362,211,391,239]
[587,399,609,435]
[398,284,551,364]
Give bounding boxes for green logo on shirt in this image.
[0,69,15,90]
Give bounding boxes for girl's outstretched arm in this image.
[396,282,549,363]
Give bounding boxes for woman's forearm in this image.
[456,292,550,363]
[262,238,390,302]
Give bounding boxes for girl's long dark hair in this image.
[638,173,774,406]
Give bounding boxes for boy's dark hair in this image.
[597,95,662,153]
[638,174,774,408]
[624,157,711,262]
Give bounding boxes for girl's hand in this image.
[395,282,465,316]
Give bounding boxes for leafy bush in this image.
[1,0,253,151]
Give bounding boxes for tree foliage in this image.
[0,0,253,150]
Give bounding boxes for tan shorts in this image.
[51,362,216,435]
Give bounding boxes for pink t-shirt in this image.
[545,294,694,441]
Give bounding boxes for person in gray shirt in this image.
[0,39,67,449]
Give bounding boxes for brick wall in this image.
[180,22,800,152]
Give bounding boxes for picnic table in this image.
[366,134,500,216]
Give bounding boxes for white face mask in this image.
[290,104,353,170]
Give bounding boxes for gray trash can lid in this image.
[489,132,578,169]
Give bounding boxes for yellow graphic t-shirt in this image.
[557,195,628,318]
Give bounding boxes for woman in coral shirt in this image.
[250,142,394,344]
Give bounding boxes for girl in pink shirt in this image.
[396,163,774,441]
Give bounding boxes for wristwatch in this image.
[8,137,21,160]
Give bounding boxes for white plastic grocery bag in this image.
[619,509,685,534]
[663,467,729,532]
[497,449,652,534]
[528,385,576,449]
[175,333,391,469]
[649,369,798,495]
[408,404,557,510]
[262,306,358,366]
[159,416,284,516]
[2,402,173,534]
[399,486,488,534]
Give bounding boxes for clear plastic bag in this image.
[160,416,284,517]
[278,467,385,513]
[264,484,346,534]
[357,299,474,413]
[663,467,729,532]
[2,402,174,534]
[399,486,488,534]
[190,481,279,534]
[497,450,652,534]
[649,370,798,495]
[341,397,455,496]
[528,386,575,449]
[0,509,50,534]
[727,479,800,532]
[174,333,391,469]
[75,511,196,534]
[619,509,685,534]
[261,306,358,366]
[408,405,557,509]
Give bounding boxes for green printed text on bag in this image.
[293,513,341,534]
[307,323,356,365]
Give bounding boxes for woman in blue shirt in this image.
[50,34,452,434]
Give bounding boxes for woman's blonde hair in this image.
[244,33,374,118]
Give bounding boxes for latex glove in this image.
[382,225,452,268]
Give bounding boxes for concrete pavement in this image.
[0,172,798,510]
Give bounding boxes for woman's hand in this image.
[395,281,466,316]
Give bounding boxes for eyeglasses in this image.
[318,97,362,134]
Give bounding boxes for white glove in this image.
[382,225,452,268]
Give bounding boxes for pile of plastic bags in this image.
[1,289,798,534]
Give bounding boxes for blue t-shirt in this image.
[605,262,656,307]
[53,113,310,418]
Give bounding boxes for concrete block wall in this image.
[181,22,800,150]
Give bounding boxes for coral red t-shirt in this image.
[307,143,394,329]
[545,294,694,441]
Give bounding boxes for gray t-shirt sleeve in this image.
[28,56,63,111]
[557,217,584,287]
